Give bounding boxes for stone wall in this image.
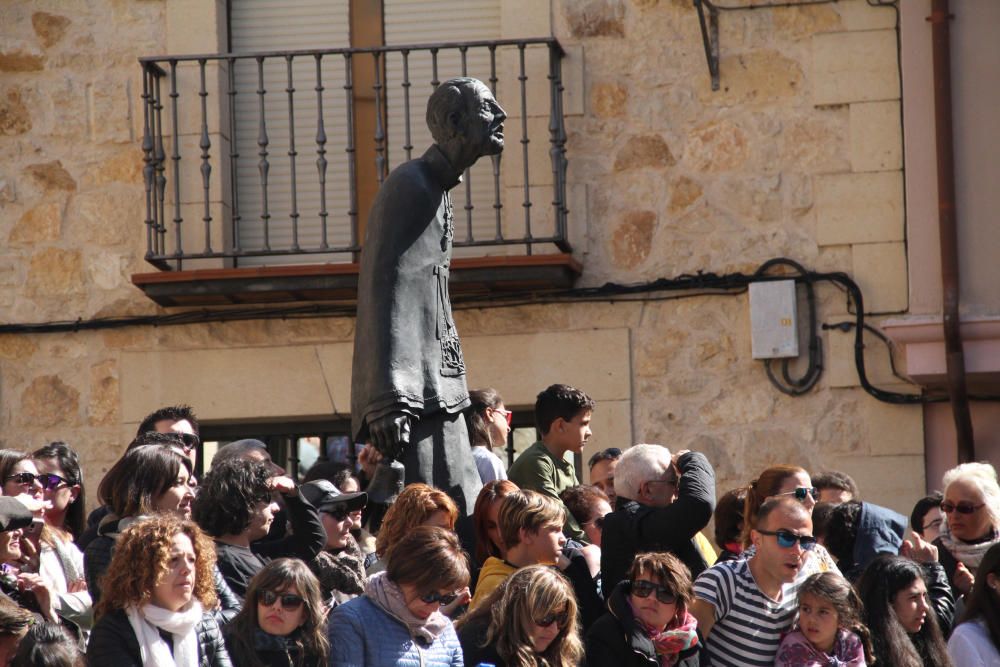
[0,0,928,515]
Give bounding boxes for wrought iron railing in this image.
[139,38,569,270]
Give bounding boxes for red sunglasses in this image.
[491,407,512,426]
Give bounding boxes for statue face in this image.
[461,81,506,158]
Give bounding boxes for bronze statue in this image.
[351,78,506,515]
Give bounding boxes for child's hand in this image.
[901,530,938,563]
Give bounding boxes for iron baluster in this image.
[489,45,502,241]
[169,60,183,268]
[372,51,386,187]
[286,55,300,251]
[401,49,413,161]
[256,56,271,250]
[430,48,439,90]
[343,53,357,248]
[198,59,213,254]
[153,74,166,258]
[315,54,329,250]
[518,43,532,254]
[141,66,155,259]
[227,57,242,257]
[548,45,568,249]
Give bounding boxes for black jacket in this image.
[87,608,232,667]
[457,613,506,667]
[586,581,700,667]
[223,627,325,667]
[601,452,716,594]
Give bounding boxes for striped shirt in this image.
[693,558,800,666]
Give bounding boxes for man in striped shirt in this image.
[691,496,815,666]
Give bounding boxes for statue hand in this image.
[369,412,412,460]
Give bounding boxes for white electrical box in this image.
[749,280,799,359]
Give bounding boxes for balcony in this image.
[131,38,580,307]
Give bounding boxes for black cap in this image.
[299,479,367,513]
[0,497,34,532]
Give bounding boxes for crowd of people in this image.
[0,388,997,667]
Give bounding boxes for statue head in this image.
[426,78,506,170]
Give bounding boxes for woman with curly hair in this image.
[329,526,468,667]
[856,554,953,667]
[223,558,328,667]
[364,483,459,575]
[86,514,231,666]
[458,565,583,667]
[585,552,700,667]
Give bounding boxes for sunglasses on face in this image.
[256,589,304,611]
[631,580,677,604]
[418,590,459,606]
[2,472,68,490]
[177,432,200,452]
[324,503,363,522]
[940,501,985,515]
[777,487,818,502]
[757,528,817,551]
[534,610,569,628]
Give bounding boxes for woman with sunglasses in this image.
[586,552,700,667]
[328,525,468,667]
[29,442,93,630]
[933,462,1000,601]
[223,558,328,667]
[856,554,953,667]
[465,388,511,484]
[457,565,583,667]
[0,450,48,513]
[87,514,231,666]
[742,465,839,577]
[299,480,368,609]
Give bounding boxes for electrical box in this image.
[749,280,799,359]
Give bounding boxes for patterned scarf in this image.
[629,601,699,667]
[310,534,366,605]
[938,521,1000,574]
[365,571,450,644]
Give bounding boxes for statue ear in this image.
[446,109,464,132]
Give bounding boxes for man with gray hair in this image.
[212,438,285,475]
[601,443,716,593]
[351,77,506,517]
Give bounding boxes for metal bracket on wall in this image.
[693,0,720,91]
[691,0,844,92]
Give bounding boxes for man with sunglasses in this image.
[601,444,716,595]
[692,496,818,667]
[299,479,368,607]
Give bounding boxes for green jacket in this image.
[507,441,586,542]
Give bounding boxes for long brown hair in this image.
[466,388,504,448]
[741,465,807,547]
[96,515,217,618]
[458,565,583,667]
[958,541,1000,649]
[473,480,518,565]
[798,572,874,663]
[224,558,329,667]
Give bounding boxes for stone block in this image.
[864,397,923,456]
[697,51,805,107]
[166,0,226,55]
[611,210,655,269]
[88,359,120,427]
[852,241,908,313]
[26,248,85,297]
[9,200,63,245]
[562,0,625,38]
[613,134,675,171]
[17,375,80,428]
[0,52,44,72]
[825,316,904,388]
[772,4,842,39]
[0,336,38,361]
[850,100,902,172]
[591,82,627,118]
[823,453,924,515]
[32,12,72,49]
[667,175,703,216]
[24,161,76,192]
[682,119,749,173]
[815,171,903,245]
[582,399,632,478]
[501,0,551,39]
[463,328,631,404]
[120,346,337,424]
[835,0,898,31]
[812,30,900,105]
[561,44,585,118]
[1,87,32,135]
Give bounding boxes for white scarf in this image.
[938,521,1000,575]
[126,600,203,667]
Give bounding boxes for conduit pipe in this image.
[929,0,975,462]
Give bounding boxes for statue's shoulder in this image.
[379,156,437,201]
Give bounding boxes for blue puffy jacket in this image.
[328,595,463,667]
